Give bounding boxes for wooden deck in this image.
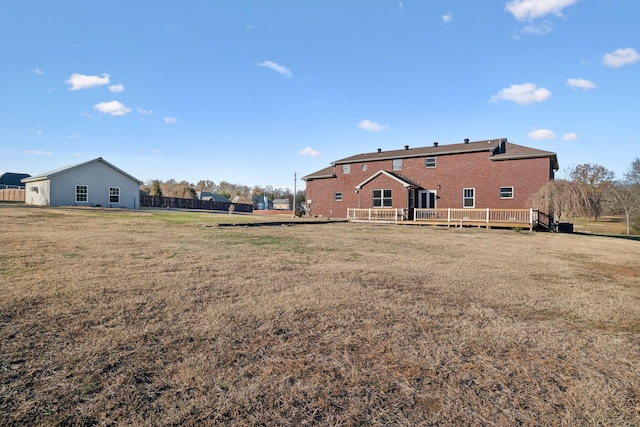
[347,208,544,230]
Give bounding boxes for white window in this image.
[342,164,350,174]
[110,187,120,203]
[425,157,436,168]
[334,192,343,201]
[463,188,475,208]
[500,186,514,199]
[76,185,88,203]
[373,189,392,207]
[392,159,402,171]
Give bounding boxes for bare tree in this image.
[569,163,614,220]
[527,179,599,222]
[606,182,640,235]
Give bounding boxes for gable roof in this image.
[196,191,230,203]
[332,138,558,170]
[0,172,31,187]
[273,198,291,205]
[21,157,142,184]
[355,170,423,190]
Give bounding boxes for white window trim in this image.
[109,187,121,203]
[463,188,475,208]
[392,159,402,171]
[342,164,351,175]
[500,186,514,199]
[75,185,88,203]
[425,157,436,168]
[373,189,392,208]
[334,192,343,201]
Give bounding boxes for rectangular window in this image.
[75,185,88,203]
[500,186,514,199]
[463,188,475,208]
[342,164,350,174]
[110,187,120,203]
[425,157,436,168]
[373,189,392,207]
[392,159,402,170]
[334,192,343,201]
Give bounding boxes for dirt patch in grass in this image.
[1,207,639,425]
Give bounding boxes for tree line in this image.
[140,179,306,209]
[528,158,640,234]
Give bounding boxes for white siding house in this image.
[21,158,143,209]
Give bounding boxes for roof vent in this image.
[464,138,469,144]
[377,148,382,153]
[404,145,409,150]
[433,142,439,147]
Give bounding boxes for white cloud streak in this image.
[442,13,453,23]
[300,146,321,158]
[358,119,389,132]
[66,73,110,90]
[505,0,579,21]
[93,100,131,116]
[567,78,596,90]
[31,68,43,75]
[26,150,53,156]
[562,132,578,141]
[602,47,640,68]
[137,108,154,115]
[258,60,292,78]
[490,83,552,104]
[528,129,556,139]
[109,84,124,93]
[164,117,177,124]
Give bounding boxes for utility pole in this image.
[293,172,297,217]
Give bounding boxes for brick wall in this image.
[305,151,553,218]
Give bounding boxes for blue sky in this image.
[1,0,638,190]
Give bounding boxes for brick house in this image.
[302,138,558,219]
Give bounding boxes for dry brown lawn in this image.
[1,206,639,426]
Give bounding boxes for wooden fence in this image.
[140,195,253,213]
[0,189,25,202]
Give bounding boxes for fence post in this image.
[447,208,451,224]
[486,207,490,223]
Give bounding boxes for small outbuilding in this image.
[21,157,142,209]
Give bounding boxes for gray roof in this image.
[302,138,558,180]
[196,191,230,203]
[21,157,142,184]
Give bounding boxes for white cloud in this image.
[490,83,552,104]
[35,130,43,135]
[300,146,321,158]
[137,108,154,115]
[31,68,43,75]
[26,150,53,156]
[164,116,177,124]
[602,47,640,68]
[528,129,556,139]
[109,84,124,93]
[258,60,292,78]
[93,100,131,116]
[358,119,389,132]
[567,78,596,90]
[505,0,579,21]
[562,132,578,141]
[442,13,453,23]
[66,73,110,90]
[520,21,552,36]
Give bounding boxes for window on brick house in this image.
[463,188,475,208]
[392,159,402,170]
[425,157,436,168]
[334,192,343,201]
[500,186,513,199]
[373,189,392,207]
[342,164,350,174]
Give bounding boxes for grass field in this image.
[1,206,638,426]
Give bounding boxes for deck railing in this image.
[414,208,538,230]
[347,208,407,224]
